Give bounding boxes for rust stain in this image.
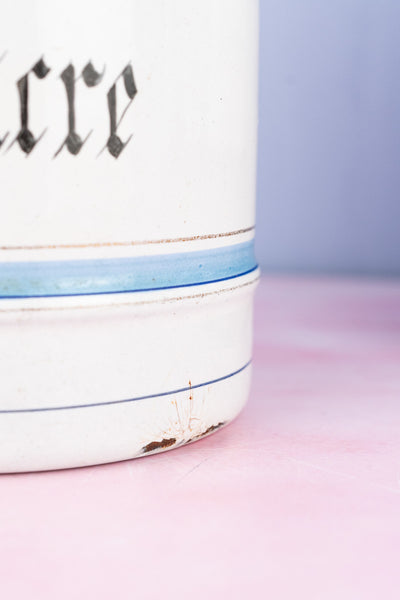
[200,422,226,437]
[141,422,226,456]
[186,422,226,444]
[142,438,176,453]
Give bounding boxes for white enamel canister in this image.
[0,0,259,472]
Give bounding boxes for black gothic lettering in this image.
[1,55,138,158]
[10,57,50,155]
[55,61,104,157]
[105,64,137,159]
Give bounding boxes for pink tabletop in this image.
[1,276,400,599]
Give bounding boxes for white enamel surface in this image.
[0,228,255,263]
[0,275,258,472]
[0,273,258,412]
[0,0,259,253]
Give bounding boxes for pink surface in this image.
[1,276,400,599]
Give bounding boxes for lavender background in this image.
[256,0,400,276]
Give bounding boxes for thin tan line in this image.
[0,227,255,251]
[0,274,260,314]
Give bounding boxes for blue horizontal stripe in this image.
[0,241,257,299]
[0,361,251,414]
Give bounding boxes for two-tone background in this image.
[256,0,400,277]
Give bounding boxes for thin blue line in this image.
[0,361,252,414]
[0,267,258,300]
[0,241,257,299]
